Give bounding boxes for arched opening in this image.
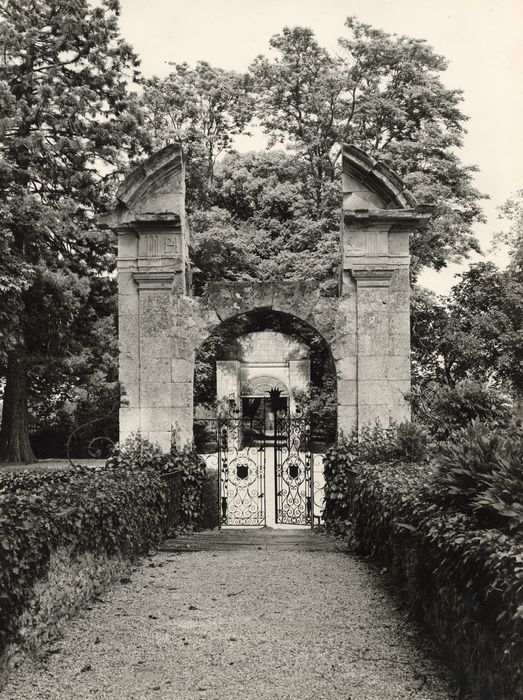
[193,308,337,447]
[192,308,336,528]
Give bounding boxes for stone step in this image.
[161,528,347,553]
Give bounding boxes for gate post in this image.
[100,144,192,451]
[339,145,432,432]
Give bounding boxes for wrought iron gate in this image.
[274,408,312,525]
[218,409,266,526]
[197,404,314,527]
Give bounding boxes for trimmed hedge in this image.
[0,464,166,657]
[329,460,523,699]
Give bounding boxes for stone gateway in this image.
[101,143,431,452]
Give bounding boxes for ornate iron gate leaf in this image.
[274,409,312,525]
[218,410,266,526]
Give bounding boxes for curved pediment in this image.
[100,144,185,227]
[342,144,417,210]
[242,376,289,397]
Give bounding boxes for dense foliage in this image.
[0,434,207,656]
[0,463,165,656]
[0,0,147,461]
[412,264,523,396]
[107,433,208,529]
[323,422,429,536]
[411,377,514,442]
[323,421,523,698]
[433,420,523,533]
[347,461,523,700]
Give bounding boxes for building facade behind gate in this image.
[101,143,431,451]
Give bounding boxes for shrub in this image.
[414,378,513,441]
[346,461,523,700]
[163,443,208,529]
[323,421,429,535]
[0,464,165,657]
[0,434,208,664]
[108,433,208,529]
[434,420,523,533]
[105,433,165,470]
[323,434,359,536]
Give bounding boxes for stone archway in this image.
[101,142,431,451]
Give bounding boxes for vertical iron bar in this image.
[310,415,314,529]
[217,416,222,530]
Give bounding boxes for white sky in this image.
[119,0,523,295]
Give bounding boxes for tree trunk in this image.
[0,348,36,463]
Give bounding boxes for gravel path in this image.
[2,536,455,700]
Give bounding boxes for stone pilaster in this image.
[340,145,432,431]
[216,361,241,408]
[101,144,191,451]
[353,269,395,428]
[288,359,311,413]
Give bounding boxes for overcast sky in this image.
[119,0,523,295]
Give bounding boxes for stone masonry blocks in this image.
[107,144,427,448]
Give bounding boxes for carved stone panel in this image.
[138,231,182,258]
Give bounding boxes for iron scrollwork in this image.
[218,407,266,527]
[274,406,312,525]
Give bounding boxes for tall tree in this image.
[250,19,485,274]
[411,263,523,396]
[0,0,145,462]
[495,189,523,277]
[141,62,253,208]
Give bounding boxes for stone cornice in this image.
[343,206,433,225]
[351,268,395,288]
[102,212,183,231]
[132,271,176,290]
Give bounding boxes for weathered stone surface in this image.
[117,271,138,296]
[140,382,172,408]
[140,357,171,384]
[139,336,172,360]
[117,231,139,259]
[119,407,140,435]
[141,407,172,432]
[357,332,391,357]
[171,382,192,408]
[358,380,389,406]
[171,359,193,383]
[105,144,429,448]
[337,405,358,433]
[146,430,171,452]
[139,291,171,336]
[358,403,390,429]
[330,333,357,360]
[118,313,140,343]
[118,292,139,317]
[335,356,357,381]
[390,311,410,334]
[337,380,358,406]
[358,356,388,381]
